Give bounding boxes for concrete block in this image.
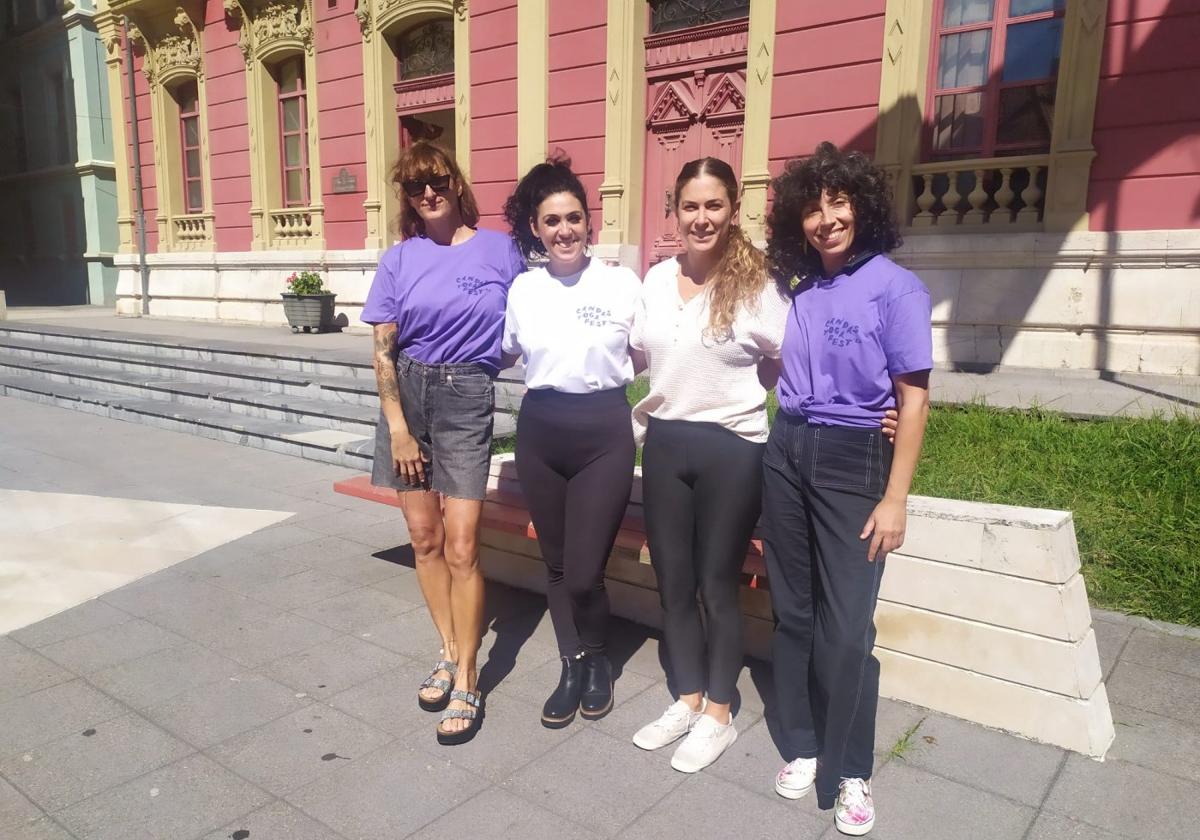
[879,554,1093,641]
[143,672,312,749]
[876,602,1102,698]
[877,648,1115,757]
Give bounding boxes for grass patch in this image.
[492,388,1200,626]
[886,717,927,762]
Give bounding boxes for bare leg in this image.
[398,490,457,702]
[437,496,485,734]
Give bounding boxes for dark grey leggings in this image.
[641,417,764,705]
[515,387,635,657]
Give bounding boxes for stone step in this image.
[0,332,527,414]
[0,352,381,437]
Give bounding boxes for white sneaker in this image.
[775,756,817,799]
[834,777,875,836]
[632,699,704,751]
[669,714,737,773]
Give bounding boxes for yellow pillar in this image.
[740,0,777,244]
[95,8,136,254]
[597,0,646,265]
[454,0,472,177]
[516,0,548,174]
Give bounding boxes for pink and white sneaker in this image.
[834,777,875,836]
[774,757,817,799]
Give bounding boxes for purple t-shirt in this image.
[361,229,524,375]
[777,253,933,428]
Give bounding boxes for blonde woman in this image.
[629,158,789,772]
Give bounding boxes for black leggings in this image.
[515,387,635,657]
[641,417,764,705]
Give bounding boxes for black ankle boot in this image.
[579,652,613,720]
[541,653,585,729]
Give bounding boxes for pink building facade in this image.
[96,0,1199,375]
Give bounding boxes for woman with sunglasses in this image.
[629,157,791,773]
[361,141,525,746]
[499,157,641,728]
[762,143,931,836]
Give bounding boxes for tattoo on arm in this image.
[372,324,401,405]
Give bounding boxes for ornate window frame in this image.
[116,1,216,251]
[874,0,1109,233]
[356,0,466,249]
[225,0,325,250]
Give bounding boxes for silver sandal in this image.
[436,689,483,746]
[417,659,458,712]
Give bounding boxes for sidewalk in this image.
[2,395,1198,839]
[7,308,1198,418]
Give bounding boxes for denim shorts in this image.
[371,353,495,501]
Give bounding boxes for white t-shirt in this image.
[630,256,790,443]
[503,259,642,394]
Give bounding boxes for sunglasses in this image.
[401,173,453,198]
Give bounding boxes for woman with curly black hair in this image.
[501,158,641,728]
[762,142,932,836]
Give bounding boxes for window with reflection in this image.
[928,0,1064,158]
[275,57,309,207]
[648,0,749,34]
[176,81,203,214]
[397,19,454,80]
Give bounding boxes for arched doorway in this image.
[641,1,750,271]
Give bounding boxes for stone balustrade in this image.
[908,155,1049,230]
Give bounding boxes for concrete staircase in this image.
[0,322,520,470]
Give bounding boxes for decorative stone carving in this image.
[226,0,314,63]
[124,7,203,87]
[354,0,371,40]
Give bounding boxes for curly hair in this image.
[390,141,480,240]
[503,154,591,260]
[673,157,769,340]
[766,142,902,288]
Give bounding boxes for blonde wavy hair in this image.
[673,158,769,340]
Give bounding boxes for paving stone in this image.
[0,679,129,758]
[100,576,237,619]
[1120,628,1200,680]
[139,588,278,645]
[0,637,77,704]
[368,566,424,602]
[0,712,193,813]
[703,715,793,795]
[54,753,271,840]
[207,704,394,796]
[436,690,577,782]
[418,787,599,840]
[1044,754,1200,840]
[143,672,313,749]
[4,818,76,840]
[836,761,1036,840]
[0,775,44,832]
[328,659,446,737]
[87,641,242,709]
[505,727,686,837]
[355,606,450,659]
[341,517,412,550]
[268,533,378,567]
[195,611,342,669]
[261,635,407,700]
[895,710,1065,806]
[1107,702,1200,785]
[285,740,489,840]
[603,620,669,680]
[1093,616,1136,680]
[9,599,134,649]
[482,640,610,706]
[239,568,361,610]
[293,585,421,634]
[36,618,186,675]
[620,771,825,840]
[203,800,346,840]
[183,549,313,593]
[223,523,324,554]
[1106,660,1200,724]
[873,697,930,759]
[1024,812,1130,840]
[292,508,394,539]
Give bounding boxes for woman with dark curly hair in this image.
[762,142,932,836]
[501,158,641,728]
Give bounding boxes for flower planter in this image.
[281,292,337,333]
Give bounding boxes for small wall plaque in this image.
[332,168,358,194]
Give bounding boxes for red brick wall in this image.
[767,1,885,177]
[547,2,607,219]
[315,3,367,249]
[1088,0,1200,231]
[469,0,518,231]
[203,5,252,252]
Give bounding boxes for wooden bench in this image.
[335,452,1115,759]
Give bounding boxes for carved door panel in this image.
[641,69,746,272]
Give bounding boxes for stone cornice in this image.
[224,0,314,65]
